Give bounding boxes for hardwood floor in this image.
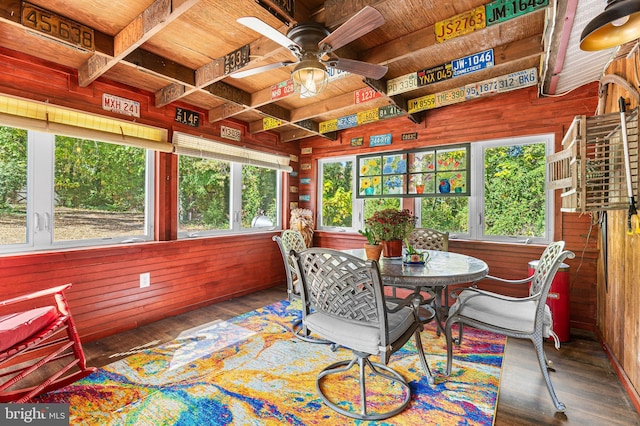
[79,285,640,425]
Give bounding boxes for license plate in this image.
[357,108,379,125]
[387,73,418,96]
[435,87,465,108]
[271,79,295,101]
[453,49,494,77]
[22,2,95,51]
[263,117,282,130]
[486,0,549,26]
[465,78,499,99]
[497,68,538,92]
[435,6,486,43]
[337,114,358,130]
[417,63,453,87]
[354,87,382,104]
[319,119,338,133]
[408,94,436,114]
[378,105,403,120]
[102,94,140,117]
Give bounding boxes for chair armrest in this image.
[385,296,415,313]
[472,274,534,288]
[0,284,72,307]
[451,286,539,303]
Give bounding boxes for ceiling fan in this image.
[232,6,388,97]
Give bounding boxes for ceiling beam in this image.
[78,0,199,87]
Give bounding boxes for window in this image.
[175,133,284,237]
[416,134,553,242]
[0,127,154,253]
[318,157,401,231]
[318,157,353,228]
[356,145,470,197]
[477,135,552,242]
[319,134,554,243]
[178,156,231,233]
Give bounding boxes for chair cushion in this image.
[451,290,554,337]
[0,306,59,353]
[304,305,415,355]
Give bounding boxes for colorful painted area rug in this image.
[37,300,505,425]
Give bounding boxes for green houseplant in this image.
[358,227,382,261]
[365,209,416,257]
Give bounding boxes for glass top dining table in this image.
[344,249,489,289]
[344,249,489,332]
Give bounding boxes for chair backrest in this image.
[272,230,307,299]
[407,228,449,251]
[529,241,569,297]
[293,248,391,356]
[281,230,307,253]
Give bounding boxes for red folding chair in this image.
[0,283,96,402]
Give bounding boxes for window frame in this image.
[318,134,554,244]
[0,128,155,254]
[176,158,283,239]
[317,155,359,232]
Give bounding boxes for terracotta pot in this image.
[364,243,383,261]
[382,239,403,258]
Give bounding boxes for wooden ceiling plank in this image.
[123,49,196,86]
[79,0,199,87]
[361,8,546,67]
[324,0,392,29]
[156,36,285,107]
[281,128,315,142]
[208,103,246,122]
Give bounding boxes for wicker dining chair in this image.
[272,230,328,343]
[293,248,433,420]
[405,228,450,327]
[445,241,574,412]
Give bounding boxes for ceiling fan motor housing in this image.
[287,22,331,58]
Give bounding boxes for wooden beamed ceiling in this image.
[0,0,552,142]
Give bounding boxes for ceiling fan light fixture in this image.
[580,0,640,51]
[291,59,328,98]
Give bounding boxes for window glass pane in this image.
[0,126,28,245]
[178,156,231,233]
[484,142,546,237]
[364,198,400,221]
[54,137,147,241]
[321,159,353,227]
[242,165,277,228]
[419,197,468,234]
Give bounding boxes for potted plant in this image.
[358,227,382,261]
[365,209,416,258]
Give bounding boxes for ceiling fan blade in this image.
[229,61,294,78]
[318,6,385,53]
[330,58,388,80]
[237,17,299,51]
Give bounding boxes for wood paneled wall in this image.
[305,84,600,330]
[0,234,285,342]
[594,55,640,399]
[0,49,294,343]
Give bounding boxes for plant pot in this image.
[364,243,383,261]
[382,239,403,258]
